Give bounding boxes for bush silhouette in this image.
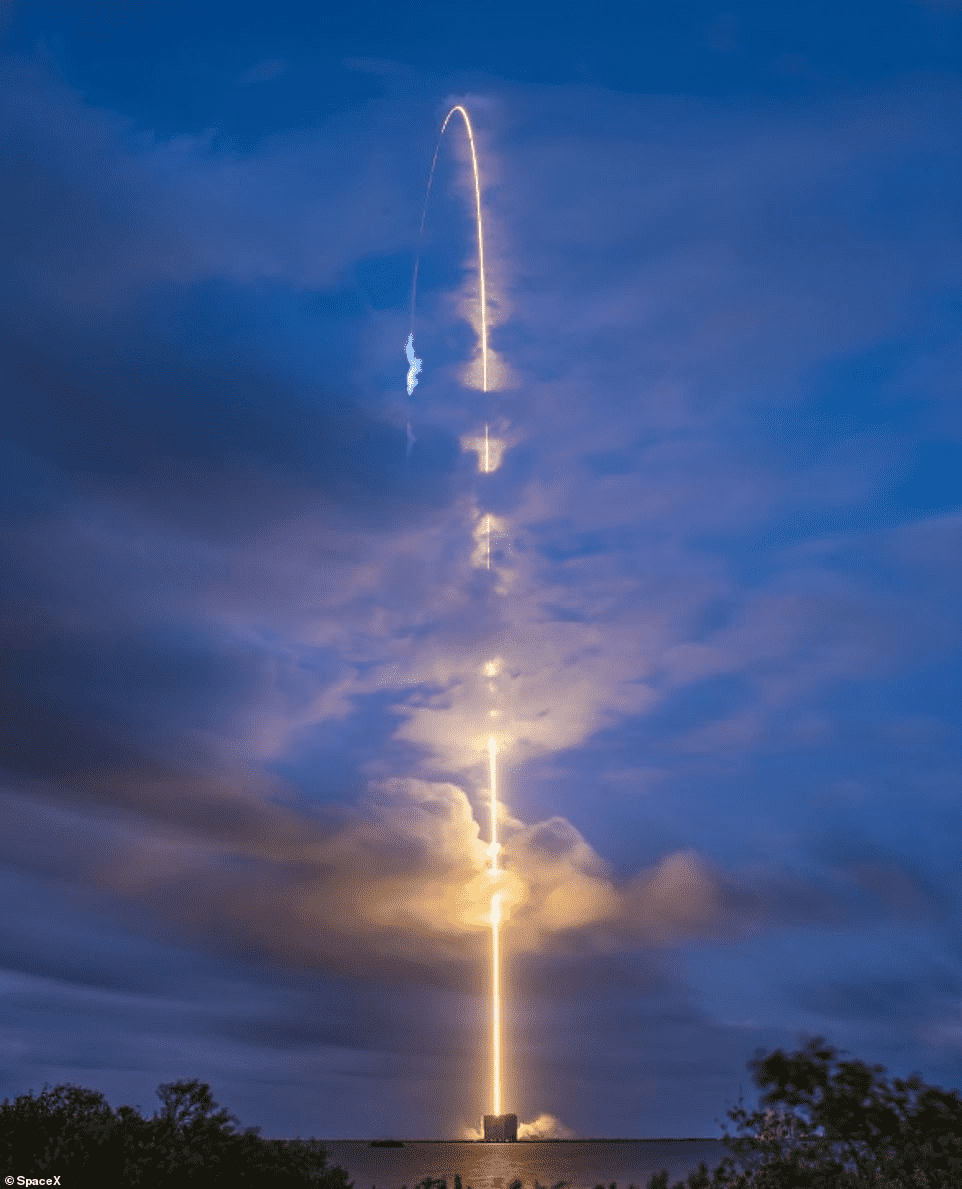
[0,1077,353,1187]
[642,1035,962,1188]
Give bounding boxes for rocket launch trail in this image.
[406,103,504,1125]
[488,735,502,1118]
[408,104,490,394]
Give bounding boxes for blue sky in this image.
[2,0,962,1143]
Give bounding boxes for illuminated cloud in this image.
[518,1112,575,1139]
[88,772,729,982]
[405,332,422,395]
[460,429,507,474]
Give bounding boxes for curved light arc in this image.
[409,105,489,393]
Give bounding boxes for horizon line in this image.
[320,1136,727,1143]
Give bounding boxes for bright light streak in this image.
[470,513,505,570]
[491,891,501,1116]
[458,430,505,474]
[409,105,489,393]
[488,735,501,1117]
[488,737,499,864]
[411,106,505,1126]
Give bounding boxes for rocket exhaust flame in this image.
[491,889,502,1116]
[488,735,502,1117]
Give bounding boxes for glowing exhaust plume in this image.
[487,734,502,1117]
[460,426,506,473]
[471,512,507,571]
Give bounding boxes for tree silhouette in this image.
[714,1035,962,1187]
[641,1036,962,1188]
[0,1077,353,1187]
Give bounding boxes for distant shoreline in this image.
[332,1138,724,1145]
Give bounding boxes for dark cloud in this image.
[0,60,457,543]
[795,968,962,1025]
[0,283,455,542]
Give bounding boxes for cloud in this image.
[518,1112,576,1139]
[7,63,959,821]
[2,740,892,992]
[82,774,734,981]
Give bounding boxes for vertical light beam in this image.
[487,735,501,1117]
[411,104,503,1130]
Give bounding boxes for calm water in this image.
[322,1140,730,1189]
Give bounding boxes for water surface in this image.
[323,1139,729,1189]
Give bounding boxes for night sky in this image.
[2,0,962,1142]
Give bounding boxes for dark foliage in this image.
[643,1162,714,1189]
[0,1076,354,1187]
[643,1035,962,1188]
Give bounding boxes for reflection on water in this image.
[322,1140,729,1189]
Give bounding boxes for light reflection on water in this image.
[322,1140,729,1189]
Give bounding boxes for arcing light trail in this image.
[405,104,504,1128]
[407,103,489,395]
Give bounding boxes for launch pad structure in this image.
[483,1114,518,1142]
